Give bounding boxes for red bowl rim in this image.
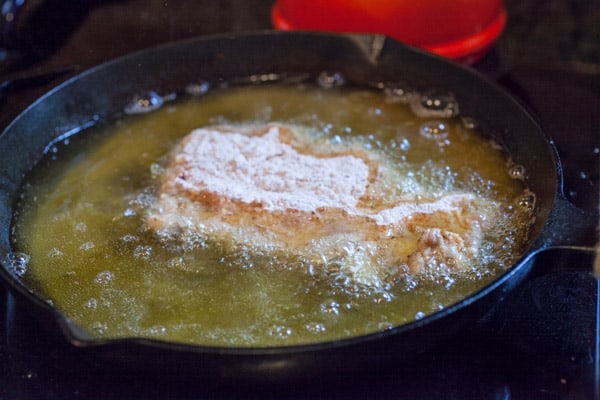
[271,4,507,64]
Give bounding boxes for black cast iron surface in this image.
[1,1,598,399]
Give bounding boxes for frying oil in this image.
[13,80,535,347]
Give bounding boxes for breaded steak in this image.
[146,123,497,289]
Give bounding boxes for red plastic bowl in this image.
[272,0,506,64]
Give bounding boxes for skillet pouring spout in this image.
[0,32,597,380]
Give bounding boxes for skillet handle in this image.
[528,246,596,276]
[537,193,598,250]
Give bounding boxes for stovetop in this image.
[1,1,599,399]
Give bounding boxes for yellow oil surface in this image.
[13,83,535,346]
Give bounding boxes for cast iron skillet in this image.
[0,32,596,381]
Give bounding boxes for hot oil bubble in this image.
[320,299,341,316]
[368,107,383,116]
[150,163,164,179]
[517,190,536,211]
[124,91,164,115]
[79,241,95,251]
[92,321,108,335]
[420,121,449,141]
[5,252,30,277]
[133,245,152,260]
[120,234,139,243]
[86,298,98,309]
[330,135,343,145]
[578,170,590,180]
[390,137,411,152]
[382,81,413,103]
[47,248,63,258]
[399,137,410,151]
[508,164,526,180]
[74,222,87,233]
[442,274,455,289]
[317,71,346,89]
[322,123,333,134]
[377,321,394,331]
[305,322,327,334]
[130,189,155,208]
[367,133,383,149]
[410,90,459,119]
[373,291,393,304]
[185,81,211,96]
[167,256,185,269]
[268,324,293,339]
[247,73,281,84]
[461,117,478,130]
[94,270,114,285]
[149,325,167,335]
